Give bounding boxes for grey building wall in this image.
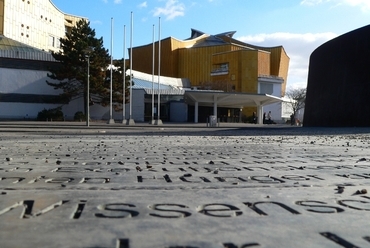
[0,57,141,121]
[0,58,73,120]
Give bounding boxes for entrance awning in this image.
[184,90,283,124]
[184,90,283,108]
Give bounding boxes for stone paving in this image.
[1,123,370,247]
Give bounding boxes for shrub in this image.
[74,111,86,121]
[37,107,64,121]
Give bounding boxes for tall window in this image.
[49,35,55,47]
[55,38,60,48]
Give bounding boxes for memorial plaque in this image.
[1,125,370,247]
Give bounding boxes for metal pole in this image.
[151,24,155,123]
[86,55,90,127]
[109,17,114,123]
[122,25,126,123]
[157,17,161,121]
[129,12,133,120]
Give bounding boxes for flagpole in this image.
[127,11,135,125]
[151,24,155,124]
[122,25,126,124]
[108,17,115,124]
[155,17,162,125]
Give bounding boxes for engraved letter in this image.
[0,200,69,218]
[95,203,139,218]
[296,201,344,213]
[320,232,360,248]
[149,204,191,218]
[198,204,242,217]
[337,200,370,211]
[244,201,300,216]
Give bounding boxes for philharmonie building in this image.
[0,0,290,124]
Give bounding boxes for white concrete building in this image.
[0,0,86,53]
[257,75,287,123]
[0,41,191,121]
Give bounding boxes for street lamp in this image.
[83,47,94,127]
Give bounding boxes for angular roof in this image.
[192,35,227,48]
[130,70,191,88]
[186,29,256,50]
[184,28,287,53]
[189,29,236,40]
[129,70,190,95]
[0,35,43,52]
[0,35,56,61]
[132,78,176,90]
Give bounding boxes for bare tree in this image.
[285,87,306,116]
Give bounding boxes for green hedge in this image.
[37,107,64,121]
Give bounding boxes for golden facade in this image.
[132,29,289,97]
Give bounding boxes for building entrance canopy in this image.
[184,90,283,124]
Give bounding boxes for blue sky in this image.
[51,0,370,89]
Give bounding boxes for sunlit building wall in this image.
[131,29,289,119]
[0,0,85,53]
[0,0,88,120]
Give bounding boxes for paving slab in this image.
[1,124,370,247]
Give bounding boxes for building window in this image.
[211,63,229,76]
[49,35,55,47]
[259,83,273,94]
[65,26,72,34]
[56,38,60,48]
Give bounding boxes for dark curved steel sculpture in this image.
[304,25,370,127]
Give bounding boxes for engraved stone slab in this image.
[1,188,370,247]
[1,125,370,247]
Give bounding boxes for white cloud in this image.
[238,32,337,88]
[139,1,148,8]
[301,0,370,11]
[343,0,370,11]
[91,20,103,25]
[153,0,185,20]
[114,0,122,3]
[300,0,330,6]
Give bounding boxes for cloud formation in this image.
[139,2,148,8]
[238,32,337,88]
[101,0,122,4]
[153,0,185,20]
[301,0,370,11]
[343,0,370,11]
[300,0,330,5]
